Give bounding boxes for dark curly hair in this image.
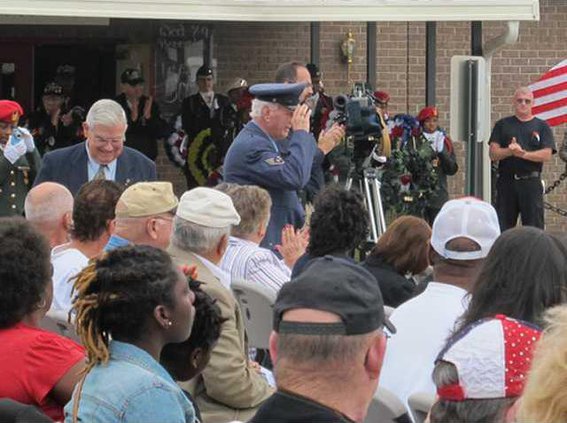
[307,185,369,257]
[160,280,226,376]
[72,245,180,369]
[70,180,123,242]
[0,217,51,329]
[460,227,567,328]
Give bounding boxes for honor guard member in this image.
[417,106,458,224]
[0,100,41,216]
[115,69,168,161]
[181,65,231,188]
[224,83,315,250]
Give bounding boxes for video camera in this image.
[329,83,382,142]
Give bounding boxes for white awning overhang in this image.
[0,0,540,22]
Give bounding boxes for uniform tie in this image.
[93,164,108,181]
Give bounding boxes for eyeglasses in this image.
[154,214,174,224]
[92,134,124,146]
[516,98,532,104]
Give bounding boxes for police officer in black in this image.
[489,86,555,230]
[180,65,231,188]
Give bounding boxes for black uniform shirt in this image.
[249,390,355,423]
[489,116,555,176]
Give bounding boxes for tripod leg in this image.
[373,179,387,236]
[364,176,379,243]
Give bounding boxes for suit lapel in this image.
[115,154,134,188]
[71,143,89,193]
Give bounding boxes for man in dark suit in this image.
[34,99,157,195]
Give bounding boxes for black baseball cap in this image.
[274,256,396,336]
[121,68,144,85]
[249,82,307,111]
[43,82,64,96]
[196,65,214,78]
[306,63,321,79]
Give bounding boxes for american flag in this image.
[529,59,567,127]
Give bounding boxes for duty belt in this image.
[498,171,541,180]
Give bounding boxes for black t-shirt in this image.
[489,116,555,176]
[249,390,355,423]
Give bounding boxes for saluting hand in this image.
[291,104,311,133]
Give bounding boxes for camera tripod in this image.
[346,166,387,244]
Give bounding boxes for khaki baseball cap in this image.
[115,182,178,218]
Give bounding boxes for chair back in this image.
[39,309,81,344]
[407,391,435,423]
[364,387,411,423]
[231,280,276,350]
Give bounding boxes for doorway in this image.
[34,44,116,111]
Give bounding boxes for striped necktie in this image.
[93,164,108,181]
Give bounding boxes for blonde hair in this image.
[517,305,567,422]
[215,183,272,238]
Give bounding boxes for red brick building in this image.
[1,0,565,229]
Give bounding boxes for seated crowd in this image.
[1,101,567,423]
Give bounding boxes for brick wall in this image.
[155,1,567,229]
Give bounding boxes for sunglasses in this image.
[516,98,532,104]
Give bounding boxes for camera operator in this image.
[27,82,84,156]
[275,62,344,203]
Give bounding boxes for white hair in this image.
[172,216,231,256]
[25,182,73,223]
[250,99,278,119]
[86,99,127,129]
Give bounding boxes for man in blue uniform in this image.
[224,83,323,250]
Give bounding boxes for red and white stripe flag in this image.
[529,59,567,127]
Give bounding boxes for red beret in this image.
[418,106,438,123]
[374,91,390,103]
[0,100,24,124]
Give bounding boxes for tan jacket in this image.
[168,244,274,423]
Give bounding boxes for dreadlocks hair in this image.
[72,245,180,371]
[160,280,226,373]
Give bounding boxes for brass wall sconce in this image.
[341,30,356,83]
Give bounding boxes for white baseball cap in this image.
[431,197,500,260]
[176,187,241,228]
[435,315,541,400]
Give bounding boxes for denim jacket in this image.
[64,341,195,423]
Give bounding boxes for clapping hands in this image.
[509,137,526,157]
[275,225,309,269]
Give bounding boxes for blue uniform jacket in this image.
[224,121,316,249]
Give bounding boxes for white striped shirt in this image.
[220,236,291,296]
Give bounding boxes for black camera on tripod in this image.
[331,93,382,142]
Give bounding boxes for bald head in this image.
[25,182,73,248]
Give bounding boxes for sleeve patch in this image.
[265,156,285,166]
